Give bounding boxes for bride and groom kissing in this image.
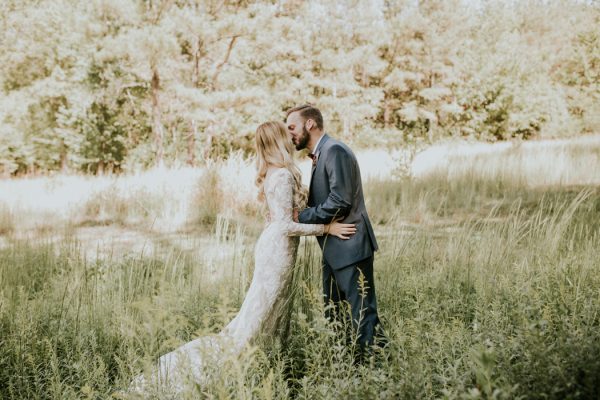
[130,104,384,394]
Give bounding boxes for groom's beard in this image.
[294,126,310,151]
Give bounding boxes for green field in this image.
[1,172,599,399]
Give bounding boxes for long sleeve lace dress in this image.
[130,168,323,394]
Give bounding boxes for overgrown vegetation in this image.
[1,174,599,399]
[0,202,14,235]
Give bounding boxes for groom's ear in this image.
[306,119,314,130]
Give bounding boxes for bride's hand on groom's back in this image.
[325,220,357,240]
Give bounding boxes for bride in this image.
[130,121,356,394]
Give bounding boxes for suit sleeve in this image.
[298,145,354,224]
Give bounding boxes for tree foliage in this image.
[0,0,598,175]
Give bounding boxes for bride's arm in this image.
[269,170,356,239]
[270,170,325,237]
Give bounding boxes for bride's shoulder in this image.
[267,167,291,180]
[265,168,293,190]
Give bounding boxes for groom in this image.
[286,104,383,354]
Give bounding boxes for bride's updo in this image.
[255,121,308,209]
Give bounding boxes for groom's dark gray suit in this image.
[298,134,382,349]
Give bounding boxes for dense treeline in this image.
[0,0,598,175]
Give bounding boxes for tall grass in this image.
[0,218,252,399]
[1,171,599,399]
[1,138,597,236]
[412,134,600,186]
[0,154,260,235]
[0,202,14,235]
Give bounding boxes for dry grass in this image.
[0,150,405,238]
[412,134,600,186]
[1,136,600,398]
[0,202,14,235]
[1,173,599,399]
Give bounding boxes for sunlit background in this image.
[1,1,599,398]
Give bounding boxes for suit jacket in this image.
[298,134,378,270]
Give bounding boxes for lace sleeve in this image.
[267,169,324,237]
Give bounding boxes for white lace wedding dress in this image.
[130,168,324,394]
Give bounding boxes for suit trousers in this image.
[322,256,382,350]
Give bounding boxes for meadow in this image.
[1,139,599,399]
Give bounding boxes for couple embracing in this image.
[131,104,384,393]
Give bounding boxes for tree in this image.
[0,0,598,175]
[0,0,92,173]
[555,6,600,135]
[375,0,471,142]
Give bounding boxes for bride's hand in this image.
[324,221,356,240]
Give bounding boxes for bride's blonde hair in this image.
[255,121,307,208]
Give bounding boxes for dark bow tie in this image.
[308,152,317,167]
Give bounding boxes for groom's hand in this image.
[293,209,299,222]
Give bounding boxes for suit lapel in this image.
[314,134,329,156]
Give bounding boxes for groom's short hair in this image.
[286,104,324,130]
